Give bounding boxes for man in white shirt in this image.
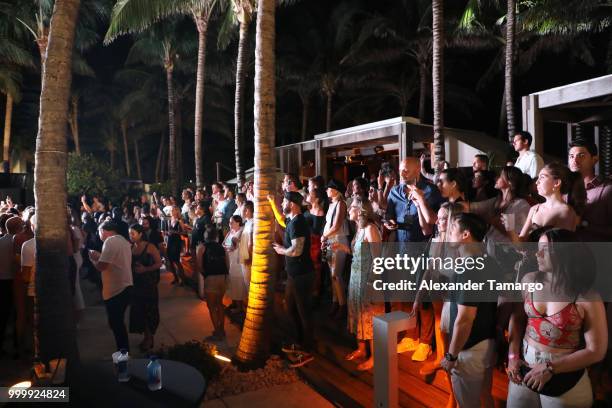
[89,221,133,351]
[512,131,544,179]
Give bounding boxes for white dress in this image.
[223,228,245,301]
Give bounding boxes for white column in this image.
[373,311,415,408]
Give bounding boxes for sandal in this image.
[345,349,365,361]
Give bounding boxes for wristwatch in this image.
[545,361,555,374]
[444,352,458,362]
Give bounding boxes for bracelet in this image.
[545,361,555,374]
[508,353,520,361]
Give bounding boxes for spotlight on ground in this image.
[214,353,231,363]
[10,381,32,389]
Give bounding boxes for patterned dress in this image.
[347,228,384,341]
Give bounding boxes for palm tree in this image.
[0,3,36,172]
[14,0,104,157]
[342,0,439,123]
[101,125,118,169]
[34,0,80,370]
[1,68,25,173]
[504,0,516,140]
[455,0,605,139]
[123,20,196,193]
[234,0,276,368]
[432,0,445,169]
[106,0,223,189]
[231,0,255,187]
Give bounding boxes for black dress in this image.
[166,219,183,263]
[129,243,160,335]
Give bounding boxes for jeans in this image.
[104,286,132,352]
[285,273,314,351]
[451,338,496,408]
[507,340,593,408]
[392,301,434,344]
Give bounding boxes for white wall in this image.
[445,135,483,168]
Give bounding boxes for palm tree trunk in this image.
[193,11,210,189]
[498,88,508,139]
[69,95,80,154]
[300,94,309,141]
[325,90,332,132]
[175,97,183,186]
[34,0,80,371]
[133,139,142,180]
[432,0,445,171]
[161,140,167,181]
[418,63,427,123]
[166,65,177,195]
[2,93,13,173]
[121,120,130,177]
[155,132,165,183]
[235,0,276,369]
[235,17,250,188]
[504,0,516,141]
[37,28,49,72]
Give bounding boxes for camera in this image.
[380,162,395,178]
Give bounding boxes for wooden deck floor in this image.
[296,302,509,408]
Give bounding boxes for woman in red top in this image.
[507,228,607,407]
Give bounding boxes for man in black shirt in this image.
[441,212,497,408]
[191,200,212,250]
[273,191,314,368]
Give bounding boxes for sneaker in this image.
[412,343,432,362]
[289,352,314,368]
[397,337,419,353]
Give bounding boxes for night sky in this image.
[7,0,611,183]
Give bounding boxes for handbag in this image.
[519,365,584,397]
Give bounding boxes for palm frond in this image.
[72,52,96,77]
[0,67,23,101]
[0,37,36,68]
[105,0,197,43]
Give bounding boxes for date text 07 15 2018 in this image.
[0,387,69,402]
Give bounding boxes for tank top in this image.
[323,200,349,238]
[202,241,228,277]
[525,292,583,349]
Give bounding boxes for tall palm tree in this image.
[231,0,255,187]
[15,0,104,157]
[106,0,223,189]
[0,4,36,172]
[235,0,276,368]
[1,68,25,173]
[504,0,516,140]
[34,0,80,370]
[432,0,445,170]
[123,20,196,193]
[342,0,437,123]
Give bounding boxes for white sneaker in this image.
[397,337,419,353]
[411,343,432,362]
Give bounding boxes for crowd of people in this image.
[1,130,611,407]
[267,132,611,406]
